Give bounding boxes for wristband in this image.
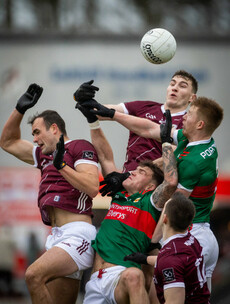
[162,142,172,147]
[147,242,161,252]
[89,120,100,129]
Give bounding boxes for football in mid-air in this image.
[140,28,177,64]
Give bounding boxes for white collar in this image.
[162,231,188,247]
[161,104,187,117]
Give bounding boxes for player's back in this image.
[154,232,210,304]
[175,130,218,223]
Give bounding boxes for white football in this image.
[140,28,177,64]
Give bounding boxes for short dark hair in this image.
[172,70,198,94]
[139,160,164,187]
[165,192,195,232]
[28,110,67,136]
[192,96,224,135]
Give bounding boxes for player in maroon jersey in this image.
[94,70,198,172]
[125,192,210,304]
[0,84,99,304]
[73,70,198,194]
[106,70,198,172]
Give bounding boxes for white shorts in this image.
[83,266,126,304]
[190,223,219,277]
[45,221,97,280]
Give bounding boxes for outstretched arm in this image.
[113,111,162,141]
[74,102,117,177]
[152,143,177,209]
[74,96,129,195]
[74,86,161,140]
[105,104,124,112]
[0,84,43,164]
[82,99,163,141]
[90,127,117,177]
[152,110,177,209]
[0,109,34,164]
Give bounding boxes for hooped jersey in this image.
[33,139,98,226]
[91,190,161,269]
[154,232,210,304]
[122,100,185,172]
[174,129,218,223]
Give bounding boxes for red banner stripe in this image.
[105,203,157,239]
[190,178,218,198]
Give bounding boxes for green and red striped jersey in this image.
[174,129,218,223]
[92,190,161,268]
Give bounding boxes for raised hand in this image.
[76,99,115,119]
[73,80,99,103]
[75,103,98,123]
[16,83,43,114]
[160,109,173,144]
[53,134,66,170]
[100,171,130,197]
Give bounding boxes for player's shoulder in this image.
[66,139,97,151]
[126,100,162,108]
[188,139,217,160]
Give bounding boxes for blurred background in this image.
[0,0,230,303]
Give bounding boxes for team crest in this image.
[133,197,141,203]
[162,267,175,282]
[54,195,60,202]
[82,151,94,159]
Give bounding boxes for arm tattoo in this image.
[162,145,177,180]
[152,145,178,209]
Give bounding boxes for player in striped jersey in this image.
[0,84,99,304]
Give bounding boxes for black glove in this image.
[124,252,148,265]
[75,103,98,123]
[16,83,43,114]
[53,134,66,170]
[100,171,130,197]
[73,80,99,103]
[89,102,115,118]
[160,109,173,143]
[78,99,115,119]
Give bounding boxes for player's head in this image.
[182,97,224,138]
[123,160,163,194]
[165,70,198,112]
[192,97,223,135]
[164,192,195,232]
[28,110,67,135]
[28,110,67,154]
[172,70,198,94]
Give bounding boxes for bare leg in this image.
[149,280,160,304]
[25,246,79,304]
[142,264,154,292]
[47,277,79,304]
[115,267,150,304]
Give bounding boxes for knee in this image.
[123,267,145,289]
[25,264,43,290]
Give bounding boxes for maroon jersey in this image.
[122,100,185,172]
[154,232,210,304]
[33,139,98,226]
